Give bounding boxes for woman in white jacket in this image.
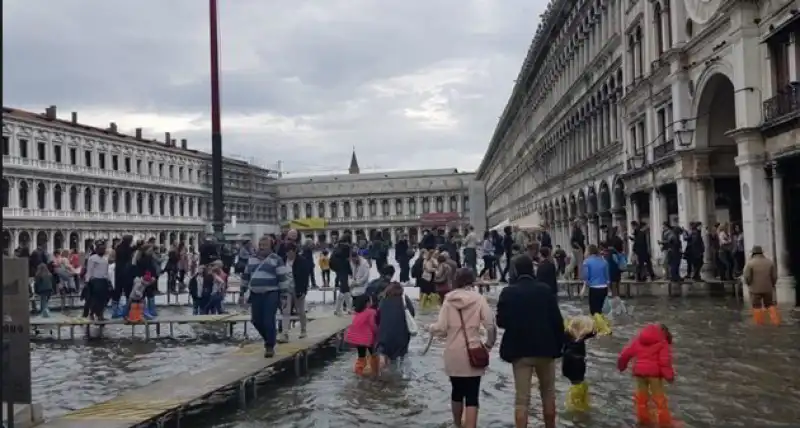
[336,250,371,315]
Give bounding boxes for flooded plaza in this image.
[203,297,800,428]
[28,259,800,427]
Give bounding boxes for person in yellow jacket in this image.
[318,250,331,288]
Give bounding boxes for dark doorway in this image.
[781,157,800,306]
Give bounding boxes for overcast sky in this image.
[3,0,543,175]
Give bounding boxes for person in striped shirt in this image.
[241,235,291,358]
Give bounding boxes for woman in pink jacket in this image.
[428,268,497,428]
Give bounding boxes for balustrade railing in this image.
[652,139,675,161]
[2,207,205,223]
[2,156,206,190]
[763,83,800,125]
[280,213,466,224]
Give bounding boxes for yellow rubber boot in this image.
[768,306,781,326]
[593,313,612,336]
[566,382,590,412]
[430,293,441,307]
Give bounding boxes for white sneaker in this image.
[278,333,290,343]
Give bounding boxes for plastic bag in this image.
[603,296,632,318]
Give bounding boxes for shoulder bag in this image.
[457,309,490,368]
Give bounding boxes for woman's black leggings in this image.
[356,346,373,357]
[478,256,495,279]
[588,286,608,315]
[450,376,481,407]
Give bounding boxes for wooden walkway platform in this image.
[31,313,318,341]
[38,316,350,428]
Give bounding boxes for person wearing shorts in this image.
[496,254,564,428]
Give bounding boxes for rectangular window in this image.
[37,142,46,161]
[656,108,667,144]
[84,150,92,167]
[69,148,77,165]
[136,159,142,174]
[2,136,9,156]
[98,153,106,169]
[636,121,646,153]
[19,139,28,158]
[54,145,62,163]
[770,41,790,92]
[124,157,131,172]
[111,155,119,171]
[148,161,154,175]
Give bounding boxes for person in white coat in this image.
[336,250,371,315]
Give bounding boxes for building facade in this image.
[1,106,279,253]
[276,152,474,244]
[200,156,280,240]
[478,0,799,306]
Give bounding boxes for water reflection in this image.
[207,297,800,428]
[32,340,236,418]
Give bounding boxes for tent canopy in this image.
[512,212,542,230]
[490,219,511,231]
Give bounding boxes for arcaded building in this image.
[476,0,798,306]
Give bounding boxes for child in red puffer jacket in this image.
[618,323,675,427]
[345,295,378,376]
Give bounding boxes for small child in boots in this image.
[562,315,597,412]
[207,261,227,315]
[345,295,378,376]
[618,323,676,427]
[126,276,149,322]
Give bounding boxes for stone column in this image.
[771,166,796,306]
[10,180,19,208]
[587,216,598,246]
[675,177,695,229]
[649,190,664,266]
[696,179,714,280]
[732,130,773,262]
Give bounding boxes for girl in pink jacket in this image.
[429,268,497,428]
[345,296,378,376]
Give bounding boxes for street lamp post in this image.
[675,119,695,147]
[209,0,225,240]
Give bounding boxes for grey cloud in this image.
[3,0,545,172]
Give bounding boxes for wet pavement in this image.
[203,296,800,428]
[31,252,800,427]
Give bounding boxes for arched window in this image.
[318,202,326,217]
[53,184,63,210]
[330,202,338,217]
[84,187,92,211]
[654,3,664,56]
[148,194,155,215]
[159,194,166,215]
[98,189,107,212]
[343,201,351,217]
[36,182,46,209]
[1,179,10,208]
[280,205,288,220]
[136,192,143,214]
[395,198,403,215]
[124,191,132,213]
[111,190,119,213]
[69,186,78,211]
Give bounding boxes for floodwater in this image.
[31,252,800,426]
[205,296,800,428]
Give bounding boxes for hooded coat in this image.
[375,291,416,360]
[617,323,675,381]
[429,288,496,377]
